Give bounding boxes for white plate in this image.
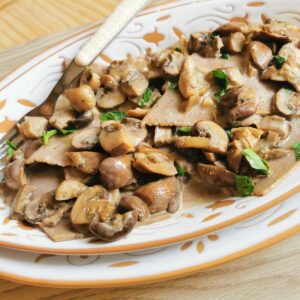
[0,0,299,254]
[0,192,299,288]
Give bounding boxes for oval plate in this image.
[0,0,299,254]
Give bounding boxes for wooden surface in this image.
[1,1,300,299]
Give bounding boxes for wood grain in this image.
[1,1,300,299]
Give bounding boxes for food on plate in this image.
[3,18,300,242]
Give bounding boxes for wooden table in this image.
[1,1,300,299]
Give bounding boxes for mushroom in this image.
[71,185,113,225]
[262,18,299,40]
[17,116,48,139]
[119,195,150,221]
[258,148,290,160]
[13,139,42,161]
[222,32,246,53]
[96,88,126,109]
[274,88,300,116]
[135,177,181,213]
[219,85,257,124]
[120,69,149,98]
[211,67,244,87]
[162,50,185,76]
[154,127,174,146]
[227,140,244,173]
[213,22,249,35]
[121,118,147,147]
[71,127,100,150]
[89,210,138,242]
[66,151,104,174]
[64,167,93,184]
[197,164,236,188]
[4,159,27,190]
[251,30,291,45]
[133,144,177,176]
[188,32,223,58]
[99,155,135,189]
[10,184,36,220]
[68,110,94,129]
[80,68,101,92]
[49,110,76,130]
[42,202,73,227]
[175,121,229,155]
[127,108,150,119]
[231,127,264,149]
[55,179,87,201]
[99,122,135,155]
[65,85,96,112]
[257,115,291,139]
[248,41,273,69]
[100,74,119,89]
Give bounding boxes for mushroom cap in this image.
[214,22,249,35]
[119,195,150,221]
[258,115,291,139]
[96,88,126,109]
[222,32,246,53]
[68,110,94,129]
[175,121,229,154]
[55,179,87,201]
[89,210,138,242]
[135,177,181,213]
[4,159,27,190]
[274,88,300,116]
[121,118,147,147]
[80,68,101,92]
[248,41,273,69]
[71,127,100,150]
[99,155,135,189]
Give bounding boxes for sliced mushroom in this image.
[258,148,290,160]
[251,30,291,45]
[66,152,104,174]
[89,210,138,242]
[154,127,174,146]
[55,179,87,201]
[71,127,100,150]
[175,121,229,155]
[213,22,249,35]
[80,68,101,92]
[17,116,48,139]
[99,155,135,189]
[10,184,36,220]
[248,41,273,69]
[258,115,291,139]
[119,195,150,221]
[120,69,149,98]
[219,85,257,124]
[65,85,96,112]
[274,88,300,116]
[231,127,264,148]
[96,88,126,109]
[63,167,93,184]
[162,50,185,76]
[197,164,236,188]
[71,185,112,225]
[99,122,134,155]
[127,108,150,119]
[100,74,119,89]
[135,177,181,213]
[13,139,42,161]
[42,202,73,227]
[4,159,27,190]
[227,140,244,173]
[133,144,177,176]
[188,32,223,58]
[222,32,246,53]
[121,118,147,147]
[67,110,94,129]
[49,110,76,130]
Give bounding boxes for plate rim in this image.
[0,0,300,255]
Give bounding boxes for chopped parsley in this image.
[6,140,17,155]
[212,69,230,99]
[221,51,230,59]
[178,126,193,134]
[42,129,57,145]
[270,55,287,69]
[138,88,152,106]
[235,175,254,197]
[176,165,187,176]
[167,82,178,92]
[100,111,127,121]
[175,47,182,53]
[242,148,269,176]
[59,128,77,135]
[293,142,300,161]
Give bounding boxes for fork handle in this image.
[75,0,149,66]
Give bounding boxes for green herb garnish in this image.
[225,129,232,140]
[176,165,187,176]
[100,111,127,121]
[221,52,230,59]
[242,148,269,176]
[271,55,287,69]
[293,142,300,161]
[178,126,192,134]
[6,140,17,155]
[212,69,230,99]
[59,128,77,135]
[42,129,57,145]
[235,175,254,197]
[175,47,182,53]
[138,88,152,106]
[167,82,178,92]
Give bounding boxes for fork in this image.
[0,0,148,180]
